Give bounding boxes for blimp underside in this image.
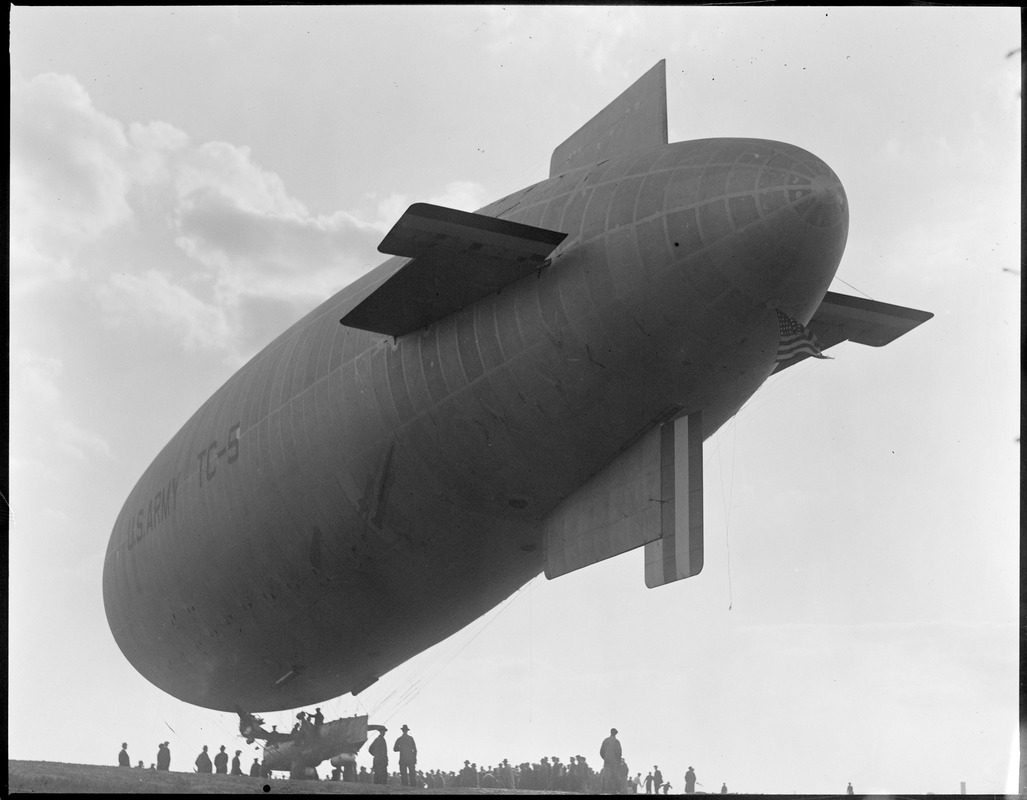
[103,61,931,712]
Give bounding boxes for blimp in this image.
[103,61,931,714]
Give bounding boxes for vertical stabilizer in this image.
[549,60,668,178]
[644,412,704,588]
[542,411,703,586]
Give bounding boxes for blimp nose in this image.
[690,140,849,323]
[759,146,849,320]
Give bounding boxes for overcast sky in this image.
[9,6,1020,795]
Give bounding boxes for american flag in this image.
[776,309,830,363]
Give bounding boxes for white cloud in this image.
[127,119,191,184]
[430,180,491,213]
[96,270,232,352]
[9,349,112,468]
[175,141,308,219]
[11,73,134,295]
[9,72,423,358]
[11,73,133,240]
[10,350,64,409]
[52,419,113,462]
[373,180,491,231]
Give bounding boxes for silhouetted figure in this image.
[369,728,389,784]
[653,765,663,795]
[231,750,243,775]
[118,743,130,767]
[393,724,417,786]
[250,758,261,777]
[600,728,623,794]
[195,745,212,773]
[358,765,371,783]
[645,771,654,794]
[313,707,324,727]
[847,782,854,795]
[662,782,672,794]
[685,766,696,794]
[721,783,728,794]
[136,760,145,769]
[156,742,171,771]
[214,745,228,773]
[500,759,516,790]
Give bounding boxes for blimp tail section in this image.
[549,60,668,178]
[543,412,703,588]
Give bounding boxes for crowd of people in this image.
[116,728,857,794]
[116,741,261,777]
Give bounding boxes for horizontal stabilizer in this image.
[549,60,668,178]
[772,291,933,374]
[543,411,703,587]
[341,203,566,337]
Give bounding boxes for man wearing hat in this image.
[684,765,696,794]
[393,724,418,786]
[368,727,389,784]
[599,728,623,794]
[156,741,171,771]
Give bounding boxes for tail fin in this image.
[549,60,668,178]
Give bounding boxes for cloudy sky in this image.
[9,6,1020,795]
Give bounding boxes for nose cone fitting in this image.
[798,172,848,229]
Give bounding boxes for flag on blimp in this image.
[776,309,832,363]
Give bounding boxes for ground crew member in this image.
[653,765,663,795]
[195,746,212,773]
[313,708,324,726]
[231,750,243,775]
[685,766,696,794]
[118,743,130,767]
[250,758,261,777]
[156,742,171,771]
[599,728,623,794]
[214,745,228,773]
[368,728,389,784]
[393,724,417,786]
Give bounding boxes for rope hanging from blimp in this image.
[351,577,534,725]
[380,578,531,721]
[372,581,528,724]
